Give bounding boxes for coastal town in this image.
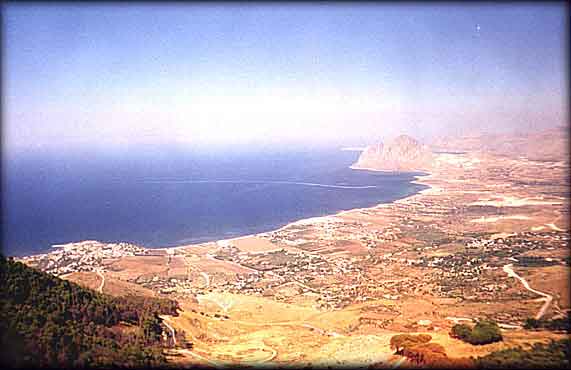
[18,240,150,276]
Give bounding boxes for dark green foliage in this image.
[450,320,503,345]
[476,339,570,369]
[523,318,540,329]
[523,313,570,332]
[516,256,559,267]
[0,255,181,368]
[469,320,503,345]
[451,323,473,340]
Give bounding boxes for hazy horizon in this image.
[4,3,568,154]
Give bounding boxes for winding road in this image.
[274,281,319,293]
[200,272,210,288]
[196,295,234,313]
[161,316,177,346]
[96,269,105,293]
[301,323,342,337]
[177,349,224,368]
[503,263,553,320]
[162,313,277,366]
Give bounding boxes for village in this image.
[16,240,150,276]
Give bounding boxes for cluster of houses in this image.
[404,231,567,303]
[211,245,370,309]
[17,240,148,276]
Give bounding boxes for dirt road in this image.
[200,272,210,288]
[161,316,177,346]
[96,269,105,293]
[503,263,553,320]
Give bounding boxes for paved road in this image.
[503,263,553,320]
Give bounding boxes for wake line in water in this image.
[141,179,379,190]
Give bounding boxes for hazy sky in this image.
[3,3,568,152]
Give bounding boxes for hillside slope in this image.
[431,126,569,161]
[0,255,181,368]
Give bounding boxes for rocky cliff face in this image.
[352,135,434,172]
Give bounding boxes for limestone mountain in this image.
[353,135,434,172]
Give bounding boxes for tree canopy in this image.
[523,314,570,332]
[476,339,570,369]
[0,255,182,368]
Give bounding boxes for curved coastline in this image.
[171,166,433,247]
[18,167,434,256]
[349,164,434,196]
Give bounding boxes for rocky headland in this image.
[352,134,434,172]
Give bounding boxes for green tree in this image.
[0,255,183,368]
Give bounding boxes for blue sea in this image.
[2,147,428,257]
